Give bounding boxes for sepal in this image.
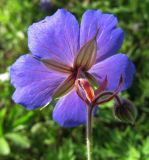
[74,30,99,71]
[52,75,75,99]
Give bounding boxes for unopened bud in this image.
[114,99,137,124]
[78,78,95,103]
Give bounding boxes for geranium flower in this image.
[10,9,135,127]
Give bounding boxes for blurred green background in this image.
[0,0,149,159]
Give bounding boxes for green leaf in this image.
[13,112,34,127]
[0,137,10,155]
[0,109,6,136]
[127,146,140,160]
[142,137,149,155]
[5,133,30,149]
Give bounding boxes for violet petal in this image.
[10,54,67,110]
[28,9,80,66]
[80,10,124,62]
[52,89,87,128]
[89,54,135,91]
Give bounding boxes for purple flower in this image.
[10,9,135,127]
[40,0,52,12]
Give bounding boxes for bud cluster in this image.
[75,75,137,124]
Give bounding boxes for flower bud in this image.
[114,99,137,124]
[78,78,95,103]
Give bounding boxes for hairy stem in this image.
[86,105,93,160]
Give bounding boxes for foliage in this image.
[0,0,149,159]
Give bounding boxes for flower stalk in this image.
[76,76,125,160]
[86,105,93,160]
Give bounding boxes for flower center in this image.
[39,31,99,99]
